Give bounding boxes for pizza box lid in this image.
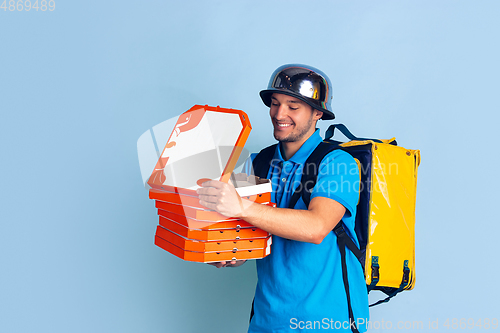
[147,105,255,192]
[149,189,271,208]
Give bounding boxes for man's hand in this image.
[196,180,247,218]
[207,260,247,268]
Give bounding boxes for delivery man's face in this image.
[269,93,322,143]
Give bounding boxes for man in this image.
[197,64,369,332]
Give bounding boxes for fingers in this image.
[208,261,228,268]
[197,186,229,210]
[198,193,229,207]
[198,199,217,210]
[197,187,220,208]
[197,182,226,207]
[199,180,225,189]
[208,261,226,268]
[208,260,245,268]
[196,180,236,199]
[196,179,241,217]
[222,260,237,267]
[196,187,220,196]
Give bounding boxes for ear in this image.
[313,109,323,121]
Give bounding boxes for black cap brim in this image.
[260,89,335,120]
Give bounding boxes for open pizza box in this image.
[147,105,273,262]
[147,104,271,198]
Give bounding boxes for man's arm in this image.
[242,195,345,244]
[197,181,345,244]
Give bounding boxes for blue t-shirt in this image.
[244,130,369,333]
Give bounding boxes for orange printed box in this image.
[159,216,271,241]
[158,215,270,241]
[157,209,254,230]
[154,200,237,222]
[154,236,271,263]
[155,225,272,252]
[149,189,271,208]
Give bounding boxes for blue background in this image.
[1,1,499,332]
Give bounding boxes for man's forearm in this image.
[196,180,345,245]
[240,197,344,244]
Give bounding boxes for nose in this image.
[274,104,288,120]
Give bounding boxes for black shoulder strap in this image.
[287,142,340,209]
[335,223,361,333]
[325,123,397,146]
[251,144,278,179]
[248,145,275,326]
[287,141,363,333]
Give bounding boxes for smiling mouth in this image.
[275,121,294,129]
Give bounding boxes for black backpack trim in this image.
[251,144,277,179]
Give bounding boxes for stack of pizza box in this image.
[147,105,274,263]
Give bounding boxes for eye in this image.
[289,107,298,111]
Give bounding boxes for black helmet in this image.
[260,64,334,120]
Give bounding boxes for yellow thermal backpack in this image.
[323,124,420,307]
[252,123,420,311]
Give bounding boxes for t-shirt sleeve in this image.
[310,150,360,217]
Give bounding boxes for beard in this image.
[273,113,315,143]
